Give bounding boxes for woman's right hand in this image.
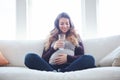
[53,40,64,50]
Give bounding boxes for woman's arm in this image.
[67,42,84,63]
[42,47,58,62]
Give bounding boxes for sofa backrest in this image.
[83,35,120,66]
[0,35,120,67]
[0,40,44,67]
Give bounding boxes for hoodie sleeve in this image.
[67,42,84,63]
[42,46,58,62]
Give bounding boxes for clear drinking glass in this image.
[58,34,65,50]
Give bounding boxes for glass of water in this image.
[58,34,65,50]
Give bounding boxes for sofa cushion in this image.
[0,67,120,80]
[99,46,120,67]
[0,40,44,67]
[83,35,120,66]
[0,51,9,66]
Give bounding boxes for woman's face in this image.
[59,18,70,34]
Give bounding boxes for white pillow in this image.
[99,46,120,67]
[49,49,74,65]
[112,51,120,66]
[49,40,75,65]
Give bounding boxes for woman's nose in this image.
[63,25,67,28]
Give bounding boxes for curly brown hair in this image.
[44,12,82,51]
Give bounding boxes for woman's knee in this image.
[25,53,38,60]
[80,55,95,65]
[84,55,95,61]
[24,53,40,65]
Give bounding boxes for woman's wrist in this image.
[53,46,57,50]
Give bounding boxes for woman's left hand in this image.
[54,54,67,65]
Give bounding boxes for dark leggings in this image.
[24,53,96,72]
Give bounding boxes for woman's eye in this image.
[60,23,64,25]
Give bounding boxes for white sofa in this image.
[0,35,120,80]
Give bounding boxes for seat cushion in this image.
[0,67,120,80]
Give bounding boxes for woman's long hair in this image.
[44,12,82,51]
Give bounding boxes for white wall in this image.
[16,0,26,40]
[81,0,97,39]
